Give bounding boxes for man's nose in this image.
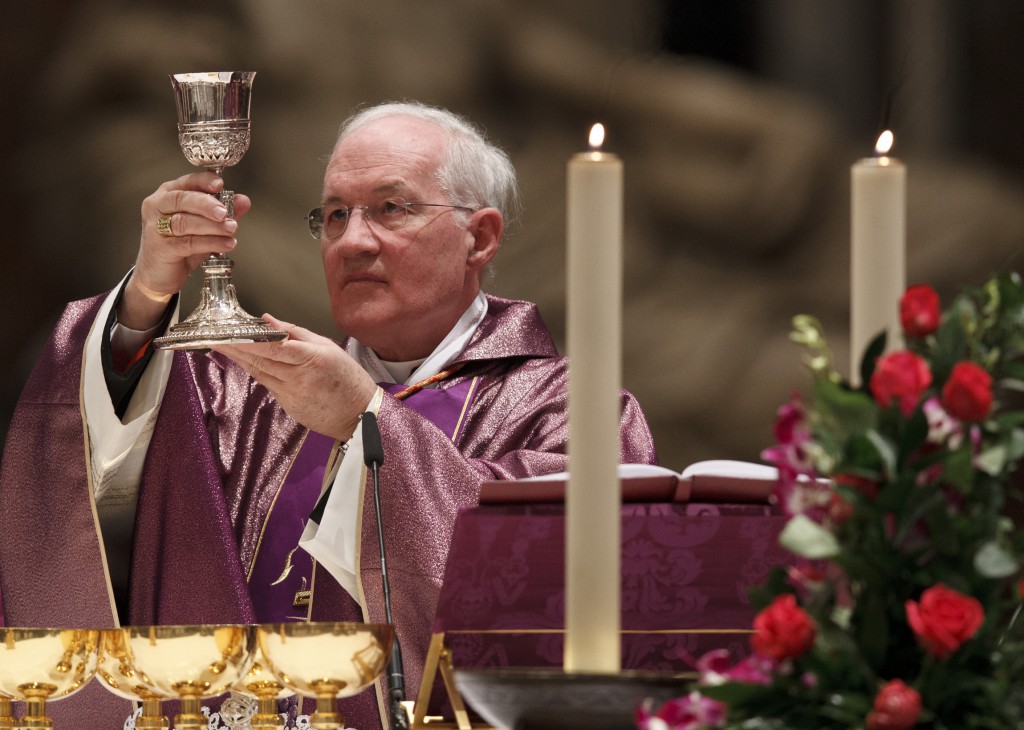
[336,208,380,253]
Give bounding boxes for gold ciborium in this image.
[153,71,287,350]
[0,628,101,729]
[114,625,255,730]
[257,623,393,730]
[95,629,173,730]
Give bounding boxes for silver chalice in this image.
[154,71,286,350]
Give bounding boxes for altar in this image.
[413,484,793,728]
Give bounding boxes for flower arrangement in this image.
[639,273,1024,729]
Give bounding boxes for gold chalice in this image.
[114,625,255,730]
[95,629,173,730]
[257,623,393,730]
[0,628,101,729]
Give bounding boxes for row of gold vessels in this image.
[0,622,393,730]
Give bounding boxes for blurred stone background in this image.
[2,0,1023,471]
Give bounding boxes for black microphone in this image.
[363,412,409,730]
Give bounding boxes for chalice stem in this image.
[312,695,344,730]
[252,696,285,730]
[136,698,170,730]
[173,697,206,730]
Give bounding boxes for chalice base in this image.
[154,254,286,350]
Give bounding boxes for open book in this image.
[478,460,780,505]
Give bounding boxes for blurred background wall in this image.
[2,0,1023,471]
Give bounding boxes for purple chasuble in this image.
[246,378,479,625]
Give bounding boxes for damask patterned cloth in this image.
[434,502,790,679]
[0,292,657,729]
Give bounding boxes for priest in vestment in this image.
[0,102,657,729]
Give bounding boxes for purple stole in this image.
[246,377,479,623]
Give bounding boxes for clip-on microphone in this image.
[363,412,410,730]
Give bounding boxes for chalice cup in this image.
[0,628,101,729]
[95,629,173,730]
[153,71,287,350]
[112,625,256,730]
[257,623,394,730]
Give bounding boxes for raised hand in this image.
[119,171,251,330]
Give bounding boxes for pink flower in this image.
[922,397,963,449]
[636,692,727,730]
[695,649,774,686]
[761,396,818,481]
[785,563,827,602]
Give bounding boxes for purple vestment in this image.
[0,294,657,729]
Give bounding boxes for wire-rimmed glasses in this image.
[307,198,474,240]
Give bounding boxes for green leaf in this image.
[699,681,777,707]
[943,446,975,491]
[864,428,897,476]
[859,330,887,388]
[1006,428,1024,462]
[976,445,1007,476]
[812,379,877,439]
[974,541,1020,578]
[779,514,840,558]
[854,586,889,671]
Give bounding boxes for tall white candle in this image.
[565,123,622,673]
[850,130,906,385]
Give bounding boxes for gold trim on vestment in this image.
[449,376,480,442]
[247,429,324,582]
[79,309,121,628]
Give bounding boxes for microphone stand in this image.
[363,412,410,730]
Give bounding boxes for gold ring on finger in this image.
[155,215,173,237]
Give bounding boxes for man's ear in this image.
[466,208,503,270]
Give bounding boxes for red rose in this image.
[905,584,984,658]
[899,284,941,338]
[751,594,816,661]
[941,361,993,422]
[870,351,932,416]
[866,679,922,730]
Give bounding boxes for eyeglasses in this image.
[307,198,475,240]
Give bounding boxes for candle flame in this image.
[588,123,606,150]
[874,130,895,156]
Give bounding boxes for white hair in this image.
[335,101,520,223]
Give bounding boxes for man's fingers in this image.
[260,314,331,347]
[214,337,310,369]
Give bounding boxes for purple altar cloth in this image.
[433,502,791,673]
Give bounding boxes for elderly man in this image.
[0,102,656,728]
